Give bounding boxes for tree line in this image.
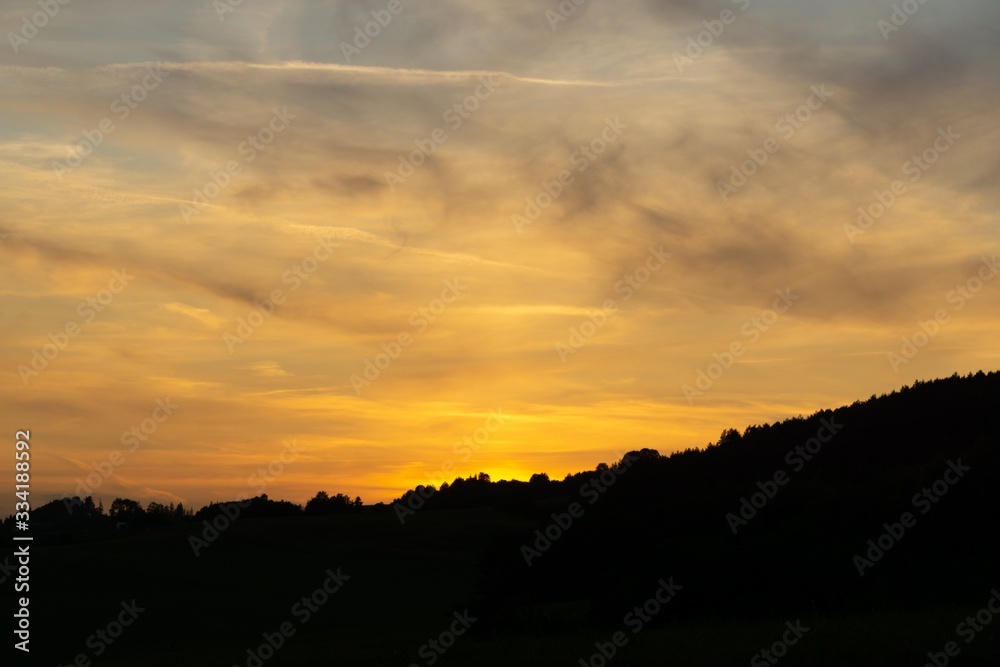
[2,490,368,535]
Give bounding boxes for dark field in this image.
[9,506,999,667]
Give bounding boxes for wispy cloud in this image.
[2,0,997,515]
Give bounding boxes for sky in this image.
[1,0,998,515]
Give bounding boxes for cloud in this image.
[249,361,294,377]
[1,0,997,514]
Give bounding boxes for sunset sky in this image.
[2,0,998,516]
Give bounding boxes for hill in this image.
[457,372,1000,630]
[4,371,1000,666]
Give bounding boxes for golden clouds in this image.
[1,0,998,514]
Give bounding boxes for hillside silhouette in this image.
[462,371,1000,634]
[4,371,1000,666]
[375,371,1000,634]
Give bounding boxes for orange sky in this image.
[2,0,999,516]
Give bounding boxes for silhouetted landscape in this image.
[8,0,998,663]
[5,371,999,666]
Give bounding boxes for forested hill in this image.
[5,371,999,640]
[398,370,1000,516]
[454,371,1000,630]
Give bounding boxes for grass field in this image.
[7,508,998,666]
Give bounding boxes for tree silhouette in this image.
[109,498,145,524]
[305,491,362,515]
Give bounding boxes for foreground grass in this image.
[80,606,999,667]
[7,508,997,666]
